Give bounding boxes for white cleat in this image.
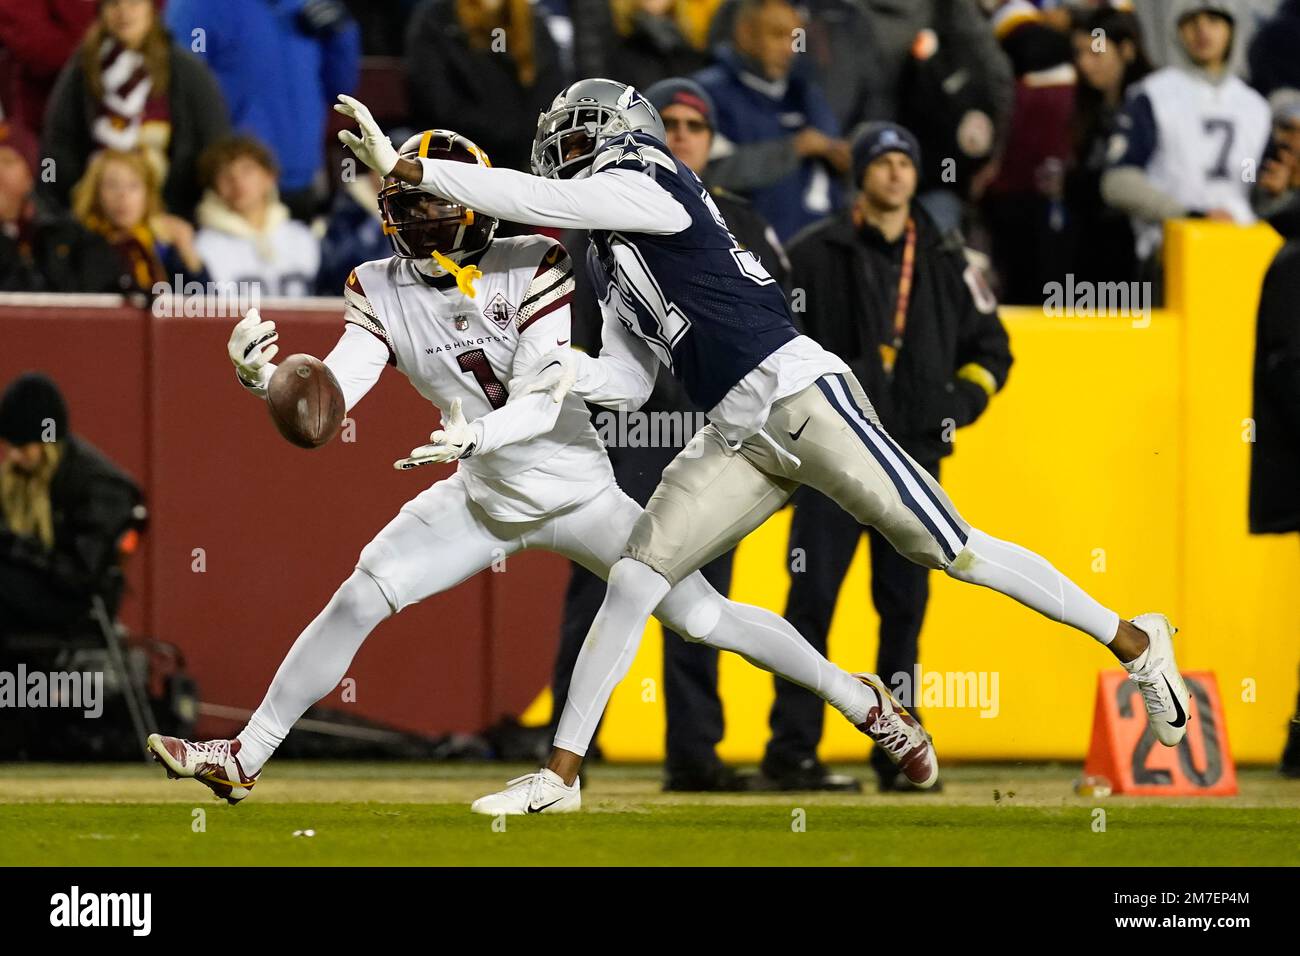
[1123,613,1191,747]
[470,769,581,815]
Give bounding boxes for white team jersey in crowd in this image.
[341,234,612,522]
[1119,66,1270,258]
[195,216,321,298]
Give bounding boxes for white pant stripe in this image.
[824,375,967,559]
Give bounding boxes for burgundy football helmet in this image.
[379,130,498,262]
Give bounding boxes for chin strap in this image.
[430,249,482,298]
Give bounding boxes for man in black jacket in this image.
[1248,193,1300,775]
[548,79,789,791]
[757,122,1012,791]
[0,373,142,639]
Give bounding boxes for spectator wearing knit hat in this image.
[756,121,1012,792]
[0,373,142,637]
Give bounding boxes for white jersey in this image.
[195,216,321,298]
[1112,66,1270,258]
[327,235,613,522]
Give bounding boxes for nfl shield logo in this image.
[486,292,515,330]
[453,314,470,331]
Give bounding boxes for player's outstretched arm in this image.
[511,311,659,412]
[321,323,389,414]
[393,390,566,469]
[334,94,689,234]
[394,281,577,469]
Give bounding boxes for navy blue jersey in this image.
[584,130,799,411]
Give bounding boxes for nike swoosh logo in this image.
[1163,676,1187,728]
[557,339,569,346]
[788,417,811,441]
[527,797,564,813]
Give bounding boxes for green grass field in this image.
[2,762,1297,866]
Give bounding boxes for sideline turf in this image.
[4,799,1298,866]
[4,763,1296,867]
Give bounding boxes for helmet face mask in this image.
[531,79,666,180]
[379,184,479,259]
[379,130,497,262]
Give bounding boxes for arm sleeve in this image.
[472,308,572,456]
[416,160,691,234]
[1101,166,1188,220]
[567,311,660,411]
[323,322,389,414]
[1100,92,1188,219]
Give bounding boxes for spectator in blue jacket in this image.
[693,0,849,241]
[165,0,360,220]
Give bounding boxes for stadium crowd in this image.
[1,0,1298,780]
[0,0,1298,301]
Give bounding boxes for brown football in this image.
[266,354,345,449]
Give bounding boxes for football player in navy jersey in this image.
[338,80,1192,815]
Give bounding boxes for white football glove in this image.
[228,308,279,391]
[394,398,480,469]
[506,348,579,404]
[334,94,399,176]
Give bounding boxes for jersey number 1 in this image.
[456,349,507,409]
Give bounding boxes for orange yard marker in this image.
[1083,671,1238,796]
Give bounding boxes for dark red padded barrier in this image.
[1,299,567,740]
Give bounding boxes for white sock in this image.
[946,528,1121,644]
[236,569,391,775]
[703,600,871,724]
[553,558,668,756]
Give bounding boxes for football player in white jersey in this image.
[333,81,1192,816]
[144,129,930,806]
[1102,1,1271,263]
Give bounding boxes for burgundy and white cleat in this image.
[853,674,939,789]
[146,733,259,804]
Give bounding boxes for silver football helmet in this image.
[531,78,667,180]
